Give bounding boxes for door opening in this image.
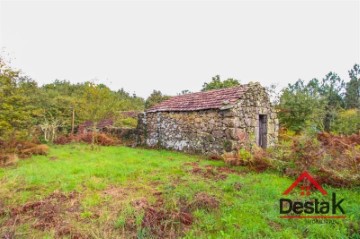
[259,115,267,148]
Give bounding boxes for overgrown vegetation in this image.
[223,130,360,188]
[0,145,358,238]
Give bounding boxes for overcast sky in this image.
[0,0,359,98]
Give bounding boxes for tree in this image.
[319,72,344,132]
[78,82,120,148]
[201,75,240,91]
[278,79,324,133]
[145,90,170,109]
[279,72,346,133]
[344,64,360,109]
[0,59,36,141]
[332,109,360,135]
[37,80,81,138]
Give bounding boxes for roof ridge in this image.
[172,84,249,98]
[146,84,254,113]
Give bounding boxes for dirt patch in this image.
[2,191,83,238]
[103,186,128,199]
[268,221,282,231]
[188,192,219,211]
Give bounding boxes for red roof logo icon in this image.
[283,171,327,196]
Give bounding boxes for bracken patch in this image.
[188,192,219,211]
[129,196,193,238]
[1,191,83,239]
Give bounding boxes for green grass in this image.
[0,144,359,238]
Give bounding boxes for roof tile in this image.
[147,84,249,112]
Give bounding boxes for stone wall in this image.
[138,109,228,154]
[222,83,279,151]
[103,127,138,144]
[137,83,278,155]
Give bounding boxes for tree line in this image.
[1,56,359,144]
[278,65,360,134]
[0,59,144,142]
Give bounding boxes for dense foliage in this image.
[0,58,145,143]
[278,64,360,134]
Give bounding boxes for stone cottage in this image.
[137,82,278,155]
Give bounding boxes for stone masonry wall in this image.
[222,83,279,151]
[137,83,278,155]
[138,109,228,154]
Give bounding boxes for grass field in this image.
[0,144,359,238]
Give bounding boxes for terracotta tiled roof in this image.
[147,84,249,113]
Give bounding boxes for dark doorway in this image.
[259,115,267,148]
